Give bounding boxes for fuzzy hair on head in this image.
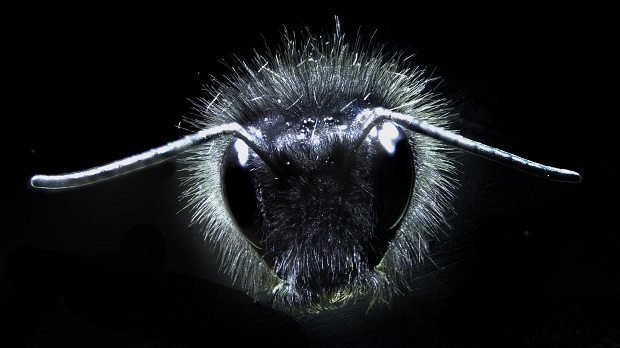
[180,20,457,311]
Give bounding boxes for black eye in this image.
[221,139,263,248]
[369,122,414,248]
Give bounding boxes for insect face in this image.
[221,107,415,305]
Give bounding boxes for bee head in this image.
[29,20,580,311]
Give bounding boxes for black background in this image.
[2,5,617,347]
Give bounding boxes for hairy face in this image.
[181,27,456,310]
[220,106,416,306]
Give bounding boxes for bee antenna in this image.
[29,123,269,190]
[357,107,582,183]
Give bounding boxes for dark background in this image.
[2,5,617,347]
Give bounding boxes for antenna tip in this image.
[29,175,48,190]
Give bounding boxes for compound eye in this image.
[221,139,263,248]
[369,122,415,233]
